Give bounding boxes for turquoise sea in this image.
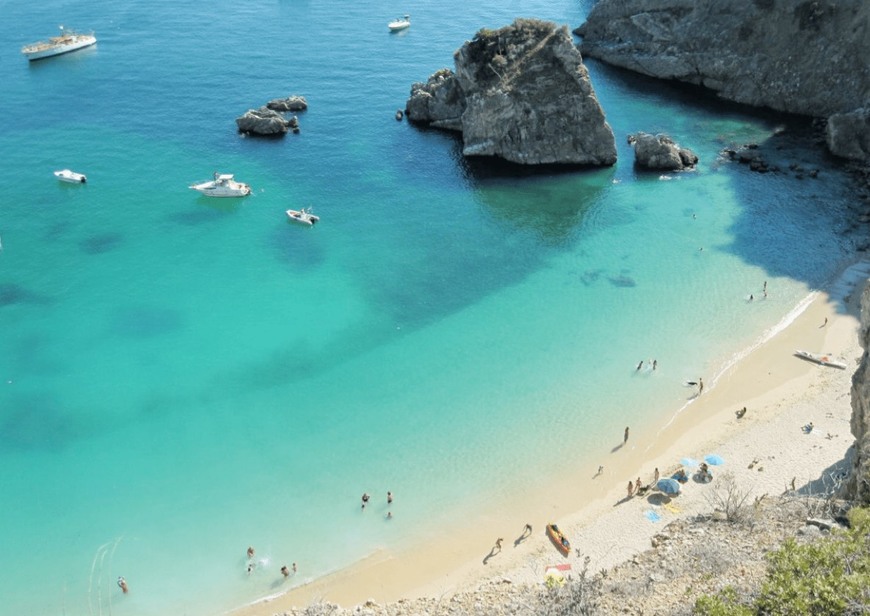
[1,1,865,614]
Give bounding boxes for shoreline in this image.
[231,260,869,616]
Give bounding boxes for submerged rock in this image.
[406,19,616,166]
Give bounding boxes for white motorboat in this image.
[388,15,411,31]
[22,26,96,61]
[286,208,319,226]
[794,350,847,370]
[189,172,251,198]
[54,169,87,184]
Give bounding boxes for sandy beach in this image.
[233,260,869,616]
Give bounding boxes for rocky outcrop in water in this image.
[267,95,308,113]
[629,132,698,170]
[827,108,870,162]
[236,106,295,135]
[846,284,870,505]
[406,19,617,166]
[577,0,870,158]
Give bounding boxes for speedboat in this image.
[388,15,411,31]
[189,172,251,198]
[54,169,87,183]
[22,26,96,61]
[286,207,319,226]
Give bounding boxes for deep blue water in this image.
[0,1,864,615]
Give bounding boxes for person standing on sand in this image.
[495,537,504,551]
[698,378,704,395]
[654,468,660,483]
[627,480,634,497]
[624,426,630,443]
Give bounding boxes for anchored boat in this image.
[22,26,96,61]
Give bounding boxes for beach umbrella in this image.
[656,477,681,495]
[681,457,700,468]
[705,454,725,466]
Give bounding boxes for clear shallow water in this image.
[0,1,864,615]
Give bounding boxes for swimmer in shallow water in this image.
[117,576,128,594]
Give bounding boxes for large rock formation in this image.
[577,0,870,140]
[846,284,870,505]
[629,132,698,170]
[236,107,294,135]
[406,19,617,166]
[826,108,870,161]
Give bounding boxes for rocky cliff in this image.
[577,0,870,159]
[846,284,870,505]
[406,19,617,166]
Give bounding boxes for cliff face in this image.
[847,285,870,504]
[406,19,617,166]
[578,0,870,122]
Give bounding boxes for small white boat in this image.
[189,172,251,198]
[22,26,96,61]
[54,169,87,184]
[286,207,319,226]
[794,350,847,370]
[388,15,411,31]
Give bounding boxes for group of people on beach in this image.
[626,467,660,497]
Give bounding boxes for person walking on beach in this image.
[495,537,504,551]
[698,378,704,395]
[654,468,660,483]
[523,523,532,536]
[627,480,634,497]
[624,426,630,444]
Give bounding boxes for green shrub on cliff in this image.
[695,507,870,615]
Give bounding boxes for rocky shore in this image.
[577,0,870,163]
